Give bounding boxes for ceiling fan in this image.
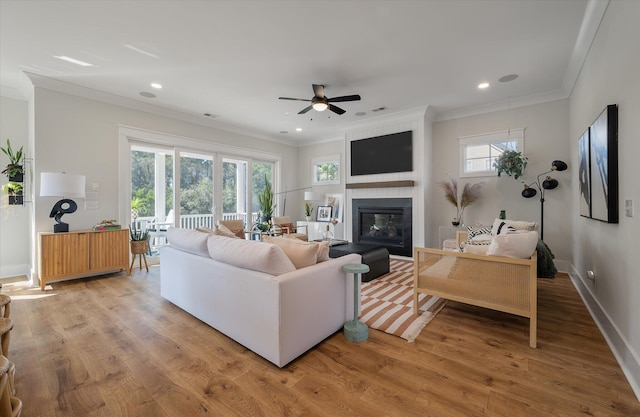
[279,84,361,115]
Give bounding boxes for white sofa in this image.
[160,228,361,367]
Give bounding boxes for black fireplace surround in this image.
[352,198,412,257]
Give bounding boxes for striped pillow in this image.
[467,225,492,239]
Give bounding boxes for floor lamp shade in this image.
[40,172,86,233]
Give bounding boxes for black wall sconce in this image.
[521,160,568,240]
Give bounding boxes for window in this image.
[312,154,340,185]
[458,128,524,177]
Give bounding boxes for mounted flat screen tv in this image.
[350,131,413,176]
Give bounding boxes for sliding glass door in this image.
[179,151,214,229]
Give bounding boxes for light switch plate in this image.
[625,199,633,217]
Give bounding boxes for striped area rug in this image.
[360,259,446,342]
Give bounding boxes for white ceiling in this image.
[0,1,604,145]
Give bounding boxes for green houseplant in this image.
[258,175,275,220]
[129,225,150,254]
[304,201,314,220]
[0,139,24,181]
[494,150,528,180]
[2,181,23,205]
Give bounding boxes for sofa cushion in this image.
[263,236,319,269]
[317,240,330,262]
[486,231,538,259]
[196,227,213,233]
[167,227,210,257]
[207,235,295,275]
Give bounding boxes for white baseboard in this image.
[0,263,30,280]
[568,265,640,402]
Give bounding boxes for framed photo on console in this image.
[316,206,332,222]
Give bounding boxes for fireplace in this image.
[352,198,412,257]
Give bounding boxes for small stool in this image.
[342,263,370,342]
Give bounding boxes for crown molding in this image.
[23,72,299,147]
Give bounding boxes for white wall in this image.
[0,96,30,278]
[31,87,297,276]
[568,0,640,397]
[297,139,345,222]
[432,100,572,261]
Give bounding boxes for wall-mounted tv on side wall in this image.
[350,131,413,176]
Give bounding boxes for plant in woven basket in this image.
[438,178,483,225]
[129,225,150,253]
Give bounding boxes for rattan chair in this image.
[272,216,308,241]
[0,355,21,417]
[0,295,10,319]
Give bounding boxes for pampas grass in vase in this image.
[438,178,483,226]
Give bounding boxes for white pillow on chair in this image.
[486,231,538,259]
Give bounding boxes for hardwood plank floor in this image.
[2,266,639,416]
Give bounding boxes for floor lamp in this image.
[521,160,567,240]
[275,186,312,216]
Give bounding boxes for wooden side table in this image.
[342,263,370,342]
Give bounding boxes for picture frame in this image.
[316,205,332,222]
[324,193,343,222]
[589,104,618,223]
[578,127,591,218]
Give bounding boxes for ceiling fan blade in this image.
[328,104,346,115]
[328,94,361,103]
[279,97,311,102]
[312,84,325,98]
[298,105,313,114]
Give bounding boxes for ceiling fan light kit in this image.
[279,84,360,115]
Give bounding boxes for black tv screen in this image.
[350,131,413,176]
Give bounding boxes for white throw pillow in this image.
[207,235,295,275]
[491,218,537,235]
[486,230,539,259]
[462,243,490,255]
[263,236,319,269]
[167,227,210,257]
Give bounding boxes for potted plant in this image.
[304,201,314,221]
[129,225,150,254]
[437,178,483,226]
[2,181,23,205]
[257,175,275,228]
[0,139,24,182]
[494,150,528,180]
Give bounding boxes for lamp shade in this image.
[542,176,559,190]
[521,185,537,198]
[551,160,568,171]
[40,172,86,198]
[304,191,318,201]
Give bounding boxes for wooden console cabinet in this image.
[38,229,129,290]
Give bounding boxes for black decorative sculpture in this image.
[521,160,568,240]
[49,198,78,233]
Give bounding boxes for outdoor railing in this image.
[133,212,260,231]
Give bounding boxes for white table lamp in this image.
[40,172,86,233]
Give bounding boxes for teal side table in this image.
[342,263,370,342]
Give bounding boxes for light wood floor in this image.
[3,266,639,417]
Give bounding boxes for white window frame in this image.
[311,154,341,185]
[458,128,525,178]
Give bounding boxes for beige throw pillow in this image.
[214,224,240,238]
[262,236,319,269]
[486,230,538,259]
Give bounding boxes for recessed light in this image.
[53,55,94,67]
[139,92,156,98]
[150,83,162,89]
[478,82,490,89]
[296,128,302,132]
[355,112,367,116]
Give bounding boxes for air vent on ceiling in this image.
[371,106,388,112]
[203,113,218,118]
